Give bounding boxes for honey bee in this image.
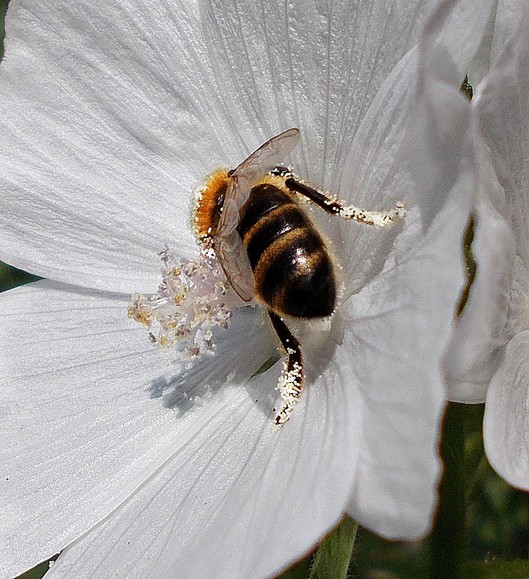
[194,128,404,424]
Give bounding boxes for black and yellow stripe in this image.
[237,182,336,319]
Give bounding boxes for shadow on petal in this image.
[147,307,279,418]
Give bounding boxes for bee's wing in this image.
[215,231,255,302]
[229,127,301,181]
[217,128,301,236]
[214,128,300,301]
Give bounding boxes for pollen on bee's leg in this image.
[128,242,234,359]
[268,311,305,425]
[282,173,406,228]
[275,350,304,425]
[339,200,406,227]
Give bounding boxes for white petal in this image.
[329,48,417,294]
[420,0,500,84]
[1,281,364,579]
[344,1,482,537]
[478,0,529,492]
[0,281,277,577]
[345,188,469,538]
[477,2,529,261]
[445,195,515,403]
[0,0,239,293]
[337,0,500,293]
[467,0,522,87]
[202,0,438,191]
[39,337,361,579]
[484,331,529,490]
[358,0,515,405]
[446,0,528,401]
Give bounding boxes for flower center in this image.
[128,241,236,359]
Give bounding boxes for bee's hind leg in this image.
[278,170,405,227]
[268,311,304,425]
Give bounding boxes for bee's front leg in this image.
[281,172,406,227]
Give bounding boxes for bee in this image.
[194,128,404,424]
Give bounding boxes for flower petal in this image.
[477,0,529,491]
[0,0,243,293]
[445,195,515,403]
[47,376,359,578]
[484,331,529,491]
[345,189,470,538]
[201,0,437,191]
[333,48,419,293]
[26,328,361,579]
[446,0,527,401]
[1,281,364,578]
[0,281,277,577]
[477,1,529,262]
[336,0,501,293]
[344,0,486,536]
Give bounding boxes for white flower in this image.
[445,1,529,489]
[0,0,487,577]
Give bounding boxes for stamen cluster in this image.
[128,242,232,359]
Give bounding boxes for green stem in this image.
[308,516,358,579]
[430,402,467,579]
[466,454,488,503]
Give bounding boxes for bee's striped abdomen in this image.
[237,182,336,319]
